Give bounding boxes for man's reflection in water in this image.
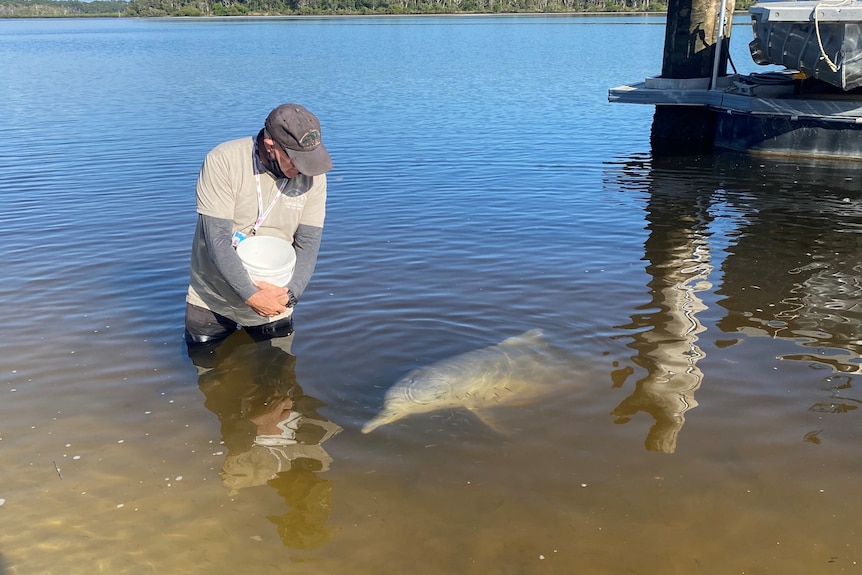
[188,332,342,549]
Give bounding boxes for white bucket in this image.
[236,235,296,287]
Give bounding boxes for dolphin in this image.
[362,329,580,434]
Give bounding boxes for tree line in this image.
[123,0,671,16]
[0,0,128,16]
[1,0,755,17]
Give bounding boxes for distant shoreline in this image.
[0,11,762,19]
[2,12,669,18]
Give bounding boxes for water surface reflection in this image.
[193,333,342,549]
[611,180,711,453]
[607,152,862,451]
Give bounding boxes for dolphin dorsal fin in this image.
[501,329,544,346]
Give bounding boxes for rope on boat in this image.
[814,0,853,72]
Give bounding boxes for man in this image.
[184,103,332,354]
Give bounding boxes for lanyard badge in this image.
[231,230,247,248]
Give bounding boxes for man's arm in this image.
[199,214,257,301]
[199,214,287,316]
[287,223,322,305]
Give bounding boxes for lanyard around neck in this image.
[252,144,289,234]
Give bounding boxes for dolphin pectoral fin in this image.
[466,408,508,435]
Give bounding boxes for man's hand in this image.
[246,281,289,317]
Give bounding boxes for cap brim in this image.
[285,144,332,177]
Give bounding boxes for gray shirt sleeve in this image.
[287,223,322,302]
[199,213,258,302]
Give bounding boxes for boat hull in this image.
[714,111,862,159]
[609,73,862,160]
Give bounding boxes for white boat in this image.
[749,0,862,91]
[607,0,862,158]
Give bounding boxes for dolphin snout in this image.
[361,410,401,434]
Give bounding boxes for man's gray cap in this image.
[265,104,333,176]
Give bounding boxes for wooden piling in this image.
[651,0,735,153]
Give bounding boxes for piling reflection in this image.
[610,156,713,453]
[606,152,862,451]
[190,332,342,549]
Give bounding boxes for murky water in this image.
[1,15,860,575]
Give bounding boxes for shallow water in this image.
[1,14,861,575]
